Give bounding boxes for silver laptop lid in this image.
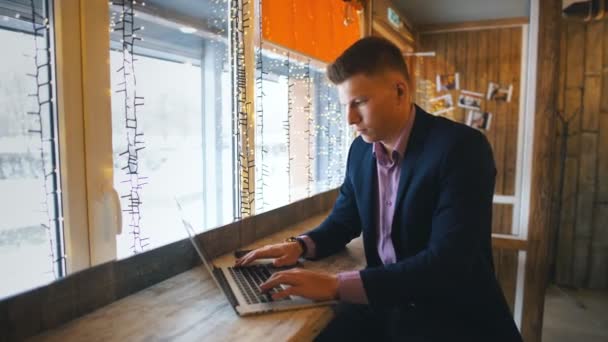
[175,199,228,299]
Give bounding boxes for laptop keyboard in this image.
[228,264,292,305]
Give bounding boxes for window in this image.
[254,48,351,213]
[109,1,232,257]
[0,0,64,298]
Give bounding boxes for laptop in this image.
[177,200,337,316]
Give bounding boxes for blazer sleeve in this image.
[304,142,363,259]
[359,130,497,308]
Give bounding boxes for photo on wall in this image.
[429,94,454,115]
[457,90,484,110]
[486,82,513,102]
[436,72,460,92]
[466,110,492,131]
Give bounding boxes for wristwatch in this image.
[285,236,307,257]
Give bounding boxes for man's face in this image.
[337,71,410,144]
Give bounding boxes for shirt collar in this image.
[372,105,416,164]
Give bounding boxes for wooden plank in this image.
[419,37,431,82]
[492,203,504,234]
[492,204,511,234]
[554,157,578,285]
[560,157,579,229]
[435,33,447,87]
[573,134,598,278]
[605,20,608,68]
[565,22,585,88]
[557,22,567,113]
[421,35,438,112]
[504,27,521,196]
[522,0,561,339]
[572,237,591,287]
[602,68,608,113]
[454,31,467,123]
[588,204,608,288]
[602,20,608,112]
[582,76,601,131]
[492,234,528,251]
[486,28,500,197]
[577,132,598,191]
[584,21,603,75]
[563,88,582,156]
[477,30,489,96]
[445,32,457,122]
[495,28,510,198]
[459,31,475,123]
[598,114,608,202]
[419,17,529,34]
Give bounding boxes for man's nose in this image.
[347,107,360,126]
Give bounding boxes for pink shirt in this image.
[301,106,416,303]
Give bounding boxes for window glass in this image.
[0,0,63,298]
[109,0,232,257]
[255,50,350,213]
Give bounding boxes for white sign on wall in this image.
[387,7,403,29]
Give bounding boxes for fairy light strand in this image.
[254,0,269,211]
[284,52,294,203]
[111,0,149,253]
[304,59,314,197]
[27,0,65,279]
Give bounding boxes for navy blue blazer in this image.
[306,106,522,341]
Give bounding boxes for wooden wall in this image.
[418,26,524,312]
[553,19,608,289]
[418,27,522,235]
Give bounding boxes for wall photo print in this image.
[429,94,454,115]
[457,90,484,110]
[466,110,492,131]
[486,82,513,102]
[436,72,460,92]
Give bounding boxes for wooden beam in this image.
[492,234,528,251]
[419,17,529,34]
[522,0,561,341]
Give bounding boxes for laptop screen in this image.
[175,199,225,293]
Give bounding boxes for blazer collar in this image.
[394,105,434,213]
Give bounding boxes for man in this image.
[236,37,522,341]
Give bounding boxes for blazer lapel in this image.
[359,147,377,243]
[394,106,433,214]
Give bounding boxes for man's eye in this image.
[353,99,366,106]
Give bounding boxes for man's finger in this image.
[260,272,295,292]
[235,248,269,266]
[235,251,257,266]
[272,286,295,300]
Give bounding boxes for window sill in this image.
[31,213,365,341]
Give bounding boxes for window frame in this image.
[51,0,357,272]
[0,0,67,287]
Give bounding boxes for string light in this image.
[112,0,149,253]
[255,0,270,212]
[27,0,66,279]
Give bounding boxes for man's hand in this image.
[260,268,339,301]
[234,242,303,267]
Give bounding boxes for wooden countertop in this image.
[30,214,366,342]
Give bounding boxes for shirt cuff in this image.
[337,271,369,304]
[298,235,316,259]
